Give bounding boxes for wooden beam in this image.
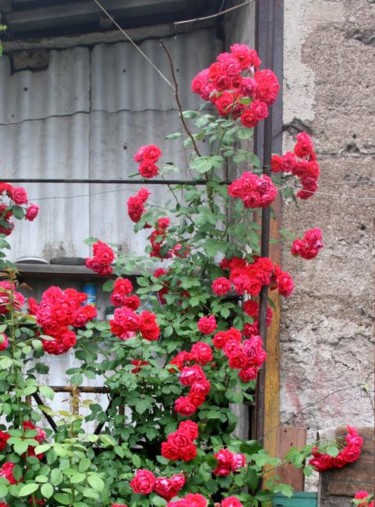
[276,426,307,490]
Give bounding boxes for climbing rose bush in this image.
[0,43,360,507]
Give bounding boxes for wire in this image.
[174,0,255,25]
[92,0,174,90]
[28,182,375,203]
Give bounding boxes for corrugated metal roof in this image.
[0,0,223,39]
[0,27,222,260]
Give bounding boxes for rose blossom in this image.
[221,498,244,507]
[25,203,39,221]
[130,469,156,495]
[197,315,217,335]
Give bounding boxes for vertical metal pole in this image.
[255,0,276,443]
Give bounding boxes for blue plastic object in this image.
[272,492,318,507]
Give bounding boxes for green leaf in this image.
[190,157,213,174]
[70,471,86,483]
[102,279,114,292]
[274,483,293,497]
[0,484,7,497]
[87,474,105,492]
[18,483,39,497]
[326,445,339,457]
[132,454,142,468]
[54,492,72,505]
[166,132,182,140]
[135,398,150,415]
[0,356,13,369]
[182,110,199,119]
[236,127,253,140]
[78,458,91,473]
[35,475,48,484]
[41,483,53,499]
[39,385,55,400]
[50,469,63,486]
[14,440,29,455]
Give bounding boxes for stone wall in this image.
[281,0,375,494]
[281,0,374,432]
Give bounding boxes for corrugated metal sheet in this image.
[0,27,222,260]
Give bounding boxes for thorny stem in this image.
[160,41,202,158]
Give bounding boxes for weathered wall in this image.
[281,0,375,497]
[0,27,222,261]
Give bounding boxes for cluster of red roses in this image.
[0,182,39,236]
[291,227,323,260]
[175,363,211,417]
[130,469,185,501]
[213,448,246,477]
[219,256,294,298]
[242,299,273,337]
[271,132,320,200]
[227,172,278,209]
[110,307,160,341]
[191,43,279,129]
[161,420,198,462]
[127,187,150,223]
[353,491,374,507]
[309,426,363,472]
[86,240,115,276]
[167,494,244,507]
[110,277,140,311]
[31,286,97,355]
[149,217,171,258]
[134,144,162,179]
[223,334,266,383]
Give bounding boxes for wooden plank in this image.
[276,426,307,490]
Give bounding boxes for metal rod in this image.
[0,178,211,186]
[255,0,276,444]
[50,386,111,393]
[32,392,58,432]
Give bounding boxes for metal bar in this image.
[0,178,213,185]
[50,386,111,393]
[32,392,58,432]
[254,0,277,444]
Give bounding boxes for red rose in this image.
[130,469,156,495]
[139,310,160,341]
[191,342,213,365]
[174,396,197,416]
[212,277,231,296]
[178,420,198,440]
[221,497,244,507]
[197,315,217,335]
[10,186,28,205]
[0,430,10,451]
[134,144,162,164]
[139,160,159,179]
[25,203,39,221]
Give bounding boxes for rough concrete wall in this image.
[281,0,375,494]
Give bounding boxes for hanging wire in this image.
[174,0,255,25]
[92,0,174,90]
